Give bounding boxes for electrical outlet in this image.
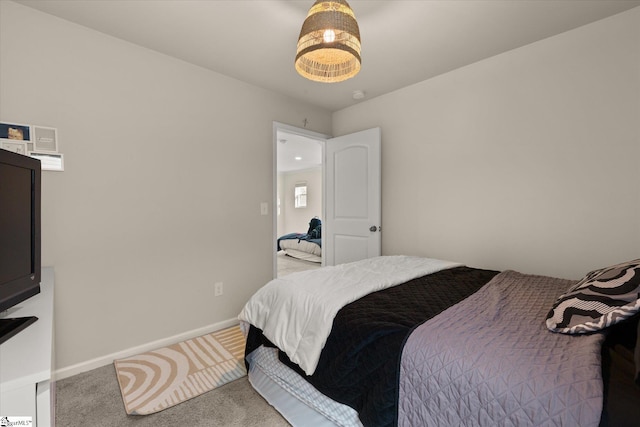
[214,282,224,297]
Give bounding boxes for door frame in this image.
[272,121,330,278]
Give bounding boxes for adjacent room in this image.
[276,128,323,276]
[1,1,639,426]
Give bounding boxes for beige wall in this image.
[0,1,331,372]
[278,168,322,236]
[333,7,640,279]
[3,0,639,374]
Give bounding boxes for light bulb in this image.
[323,29,336,43]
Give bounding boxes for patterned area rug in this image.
[114,325,246,415]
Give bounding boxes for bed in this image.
[277,218,322,263]
[238,256,640,427]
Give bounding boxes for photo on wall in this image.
[0,122,31,141]
[29,152,64,171]
[0,140,28,155]
[32,126,58,152]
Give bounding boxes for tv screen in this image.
[0,149,41,343]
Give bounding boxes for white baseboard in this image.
[52,317,240,382]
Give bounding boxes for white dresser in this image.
[0,267,54,427]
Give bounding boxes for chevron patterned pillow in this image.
[546,259,640,334]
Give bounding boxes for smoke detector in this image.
[352,90,365,100]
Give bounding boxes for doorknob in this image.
[369,226,378,232]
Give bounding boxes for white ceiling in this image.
[276,130,323,173]
[14,0,640,113]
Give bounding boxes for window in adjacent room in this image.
[294,182,307,208]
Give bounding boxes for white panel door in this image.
[324,127,381,266]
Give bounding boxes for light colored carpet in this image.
[277,252,321,277]
[55,259,321,427]
[114,326,246,415]
[55,365,291,427]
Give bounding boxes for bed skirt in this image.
[247,346,361,427]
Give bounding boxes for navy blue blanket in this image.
[277,232,321,251]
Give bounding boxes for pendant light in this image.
[295,0,361,83]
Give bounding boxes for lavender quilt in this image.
[399,270,605,427]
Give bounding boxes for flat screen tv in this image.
[0,148,41,345]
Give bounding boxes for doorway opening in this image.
[273,122,327,278]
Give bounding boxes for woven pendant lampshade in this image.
[295,0,361,83]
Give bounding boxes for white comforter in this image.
[238,255,461,375]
